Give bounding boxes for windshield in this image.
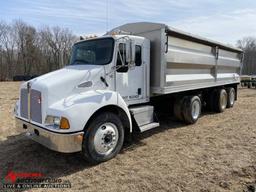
[70,37,114,65]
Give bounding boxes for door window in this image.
[116,43,128,73]
[135,45,142,66]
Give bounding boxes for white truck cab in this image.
[15,22,242,163]
[15,34,152,163]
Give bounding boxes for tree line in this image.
[237,37,256,75]
[0,20,77,80]
[0,19,256,81]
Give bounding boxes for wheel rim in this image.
[229,90,235,105]
[192,100,200,120]
[94,122,119,155]
[220,92,227,110]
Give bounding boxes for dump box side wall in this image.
[165,36,215,88]
[161,36,241,94]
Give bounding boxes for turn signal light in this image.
[60,117,70,129]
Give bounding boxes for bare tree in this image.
[14,20,39,76]
[0,21,4,80]
[237,37,256,75]
[58,28,76,67]
[39,26,76,70]
[0,19,77,81]
[1,22,16,79]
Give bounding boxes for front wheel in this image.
[81,112,124,164]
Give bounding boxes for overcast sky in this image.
[1,0,256,45]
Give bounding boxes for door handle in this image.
[137,88,141,95]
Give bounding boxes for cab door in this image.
[115,39,148,105]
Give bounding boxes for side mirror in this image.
[125,39,135,65]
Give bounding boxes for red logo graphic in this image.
[4,164,43,183]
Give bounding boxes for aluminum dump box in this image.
[110,22,243,95]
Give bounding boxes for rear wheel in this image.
[81,112,124,164]
[213,89,228,113]
[183,96,201,124]
[227,87,235,108]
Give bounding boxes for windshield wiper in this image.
[72,59,89,65]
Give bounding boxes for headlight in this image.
[45,116,61,128]
[53,117,61,126]
[45,115,70,129]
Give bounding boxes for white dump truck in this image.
[14,22,243,163]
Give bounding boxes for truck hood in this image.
[29,65,106,106]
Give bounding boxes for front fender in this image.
[47,90,132,133]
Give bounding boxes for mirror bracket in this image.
[125,39,135,67]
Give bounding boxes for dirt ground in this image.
[0,81,255,192]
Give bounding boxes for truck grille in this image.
[20,88,28,119]
[20,88,42,124]
[30,89,42,123]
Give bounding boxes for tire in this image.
[248,82,252,89]
[174,97,185,121]
[182,96,201,124]
[213,89,228,113]
[81,112,124,164]
[226,87,235,108]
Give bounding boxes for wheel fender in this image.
[116,93,132,133]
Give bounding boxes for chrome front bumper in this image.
[15,118,84,153]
